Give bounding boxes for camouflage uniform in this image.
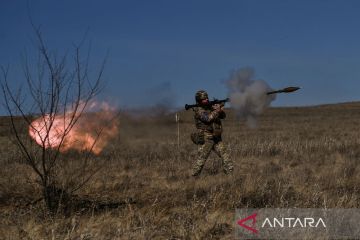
[192,91,234,176]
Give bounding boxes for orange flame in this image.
[29,101,119,155]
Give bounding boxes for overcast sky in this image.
[1,0,360,113]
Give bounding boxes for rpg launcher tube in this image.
[185,98,229,110]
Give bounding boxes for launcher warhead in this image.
[266,86,301,95]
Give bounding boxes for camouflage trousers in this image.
[192,136,233,176]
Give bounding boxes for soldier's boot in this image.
[192,167,203,177]
[223,164,234,175]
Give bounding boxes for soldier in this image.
[191,90,234,176]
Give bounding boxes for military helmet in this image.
[195,90,208,103]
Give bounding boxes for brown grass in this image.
[1,102,360,239]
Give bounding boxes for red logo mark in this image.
[237,212,258,234]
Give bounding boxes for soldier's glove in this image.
[212,103,223,112]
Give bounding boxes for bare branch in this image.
[2,23,108,213]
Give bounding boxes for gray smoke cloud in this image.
[147,81,176,110]
[121,81,177,118]
[226,67,276,128]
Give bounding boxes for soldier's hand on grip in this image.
[212,103,222,112]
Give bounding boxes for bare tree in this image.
[1,26,107,213]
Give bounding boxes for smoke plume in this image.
[225,67,276,128]
[123,81,177,118]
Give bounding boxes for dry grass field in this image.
[1,102,360,239]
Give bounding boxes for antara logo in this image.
[261,217,326,228]
[237,212,259,234]
[237,212,326,234]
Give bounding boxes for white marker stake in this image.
[175,113,180,149]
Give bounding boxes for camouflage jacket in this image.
[193,106,226,137]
